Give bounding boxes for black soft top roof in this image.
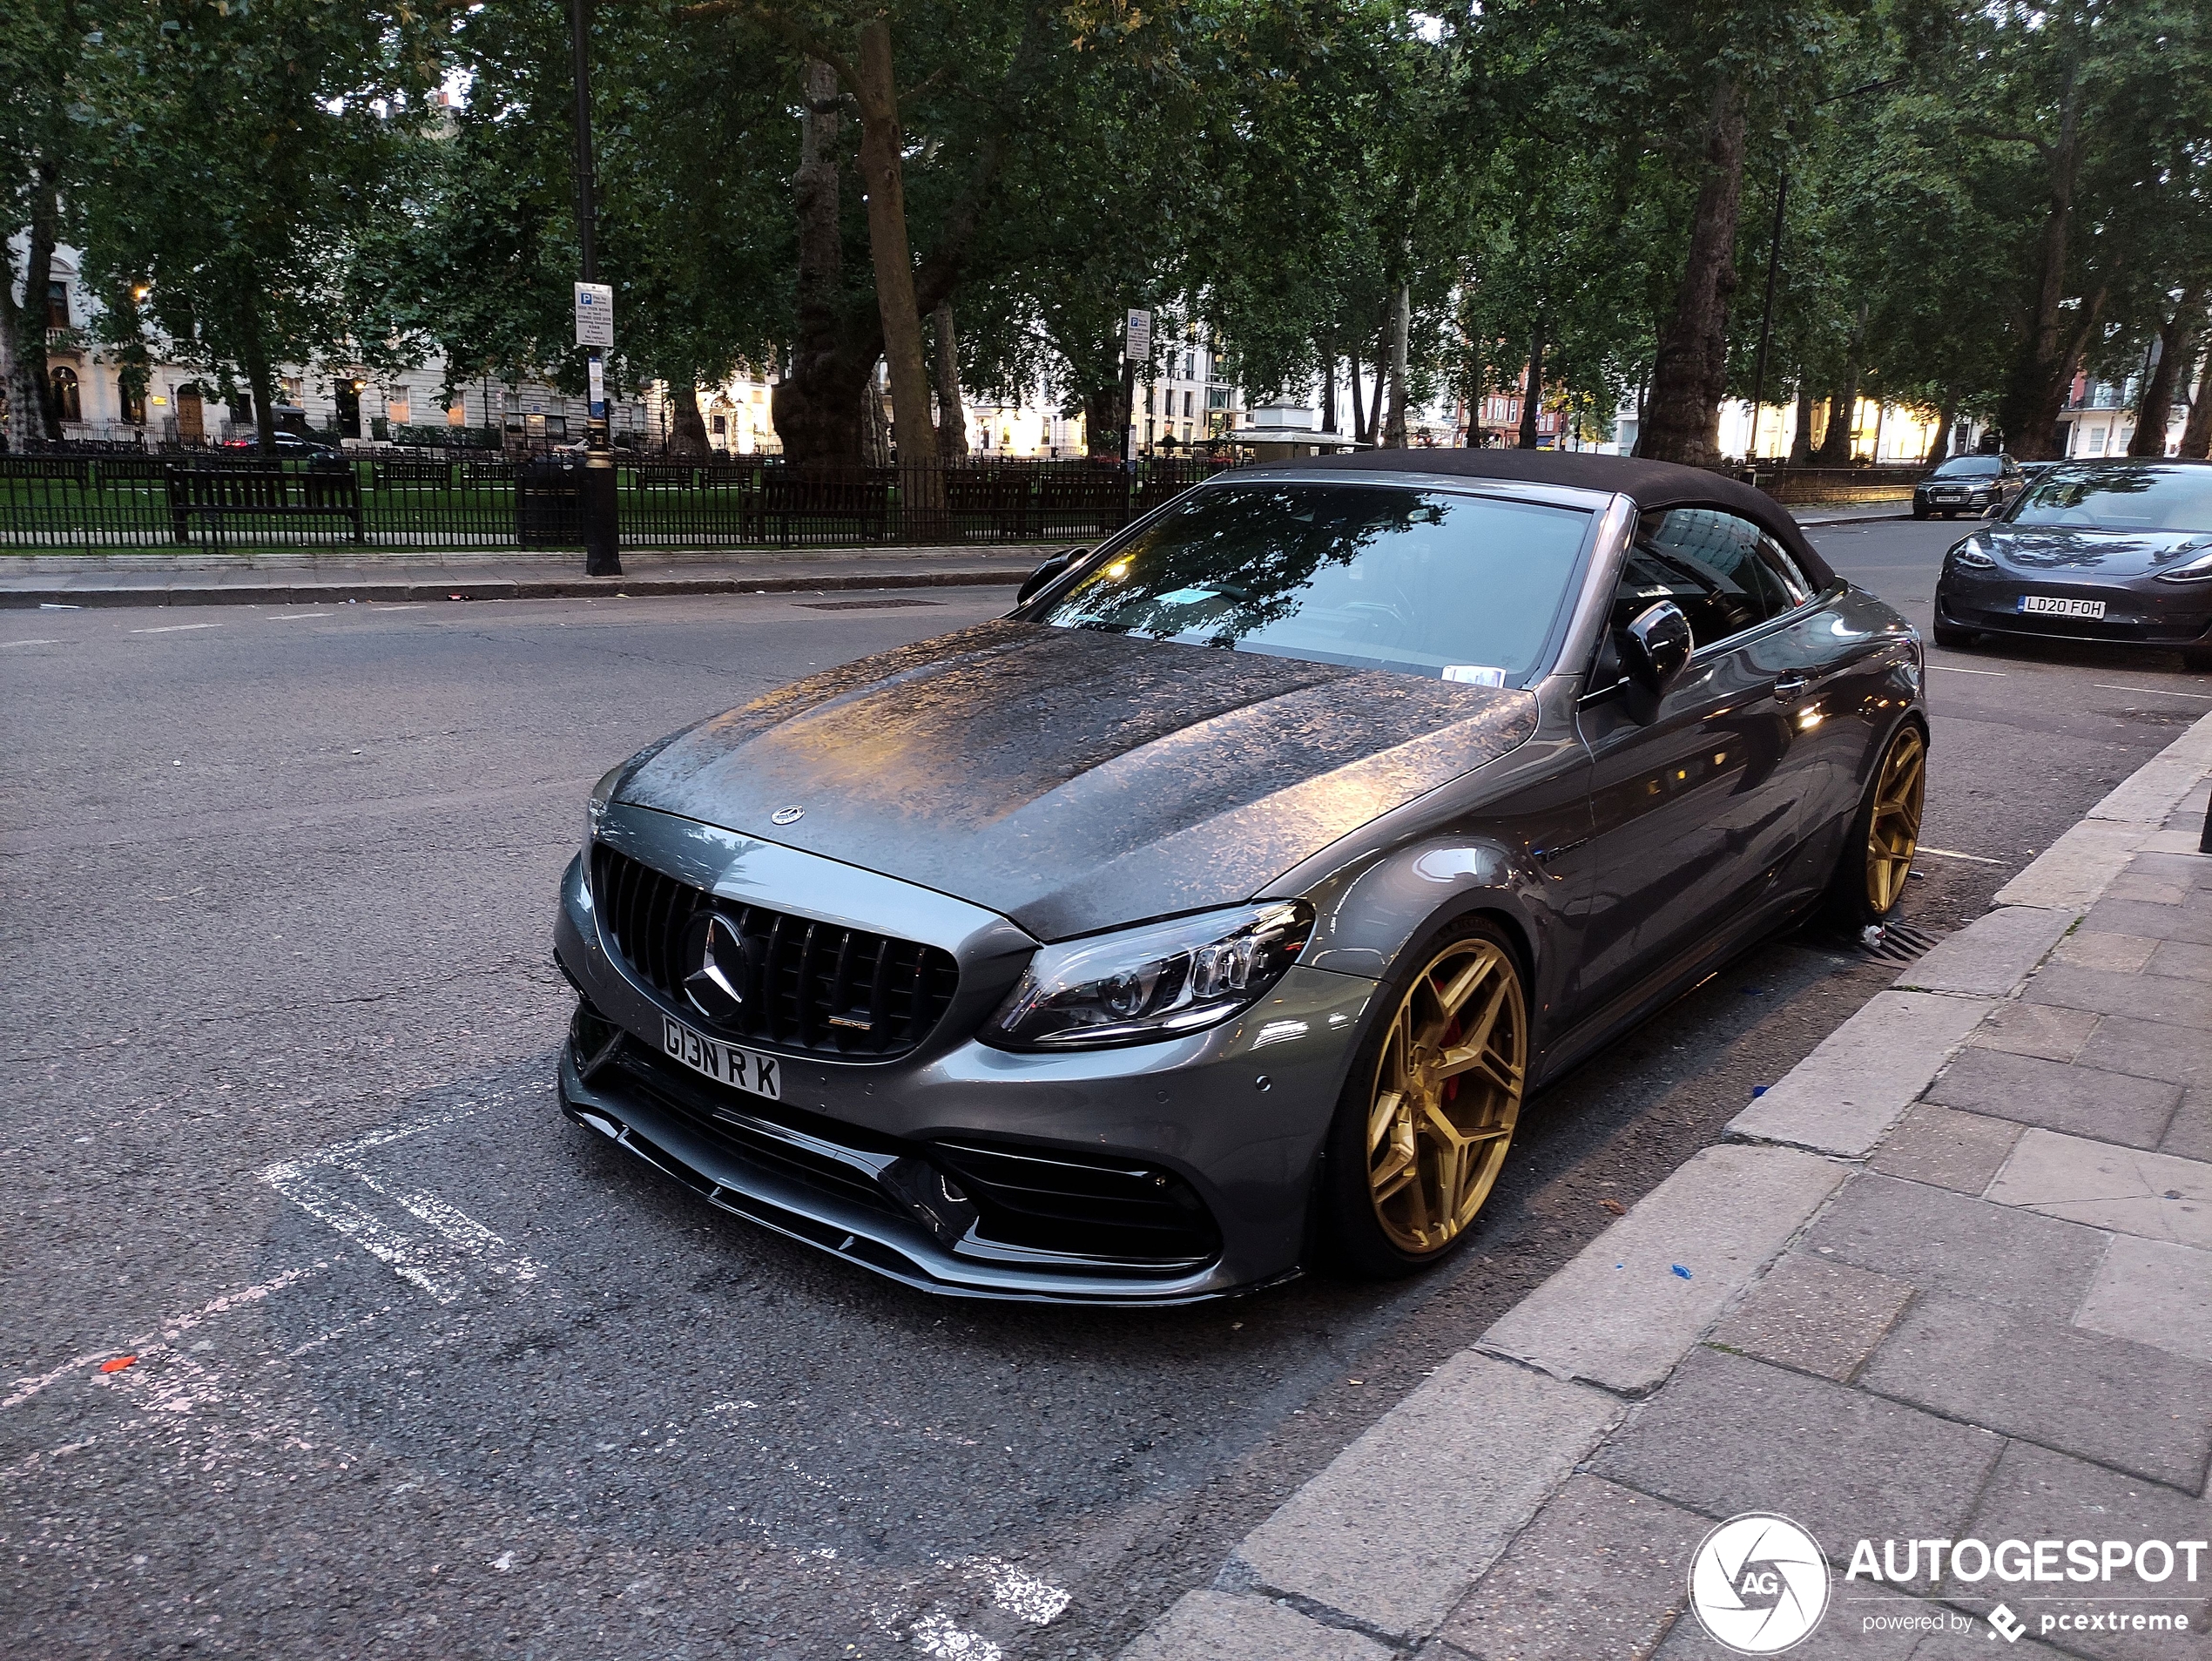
[1244,448,1838,590]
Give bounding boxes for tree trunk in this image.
[1381,282,1411,448]
[1927,395,1957,465]
[1348,334,1367,443]
[1786,381,1814,465]
[771,60,868,465]
[932,299,968,462]
[1817,321,1865,465]
[1517,320,1544,449]
[1640,78,1747,465]
[2181,341,2212,460]
[1082,379,1121,457]
[1319,339,1337,435]
[1360,313,1387,443]
[0,242,25,451]
[2027,283,2108,458]
[23,165,62,441]
[2127,287,2202,457]
[851,20,939,508]
[1997,62,2083,460]
[861,368,892,467]
[668,380,710,456]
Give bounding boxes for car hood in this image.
[1983,523,2212,580]
[619,619,1539,940]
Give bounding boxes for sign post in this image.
[1122,308,1151,464]
[568,0,620,576]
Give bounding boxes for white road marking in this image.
[270,611,332,621]
[2094,682,2212,699]
[1,638,60,649]
[909,1615,1004,1660]
[128,622,222,634]
[2,1265,324,1411]
[941,1556,1071,1625]
[1917,845,2006,866]
[1925,663,2006,675]
[258,1092,543,1303]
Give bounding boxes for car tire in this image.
[1827,719,1927,929]
[1932,621,1974,649]
[1320,915,1528,1280]
[1912,505,1928,520]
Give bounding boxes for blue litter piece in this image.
[1751,1085,1770,1097]
[1670,1264,1693,1280]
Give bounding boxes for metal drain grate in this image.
[1854,920,1946,963]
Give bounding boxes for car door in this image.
[1568,506,1826,1018]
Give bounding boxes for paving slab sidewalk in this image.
[0,544,1054,608]
[1126,709,2212,1660]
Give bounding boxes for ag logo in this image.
[1688,1513,1831,1655]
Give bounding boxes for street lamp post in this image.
[569,0,620,577]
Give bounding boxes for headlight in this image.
[1949,537,1995,571]
[986,901,1315,1050]
[586,761,625,847]
[2153,543,2212,584]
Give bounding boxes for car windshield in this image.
[1931,457,2000,477]
[2006,464,2212,533]
[1029,482,1592,683]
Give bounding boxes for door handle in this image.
[1774,675,1810,701]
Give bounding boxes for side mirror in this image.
[1015,545,1087,605]
[1616,600,1693,722]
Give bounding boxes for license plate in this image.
[661,1015,782,1101]
[2020,595,2106,619]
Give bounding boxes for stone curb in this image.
[0,566,1031,610]
[1121,708,2212,1660]
[1792,509,1912,527]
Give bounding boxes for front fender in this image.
[1268,834,1573,1058]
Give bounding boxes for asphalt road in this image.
[3,519,2203,1660]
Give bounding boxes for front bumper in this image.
[553,832,1379,1302]
[1936,571,2212,649]
[1916,490,1995,515]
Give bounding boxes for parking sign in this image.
[574,282,614,349]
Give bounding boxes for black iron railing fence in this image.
[0,454,1244,552]
[0,450,1932,552]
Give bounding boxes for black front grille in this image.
[933,1139,1224,1265]
[590,844,960,1059]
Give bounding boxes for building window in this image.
[46,280,69,329]
[711,414,726,434]
[386,397,411,425]
[1183,389,1194,419]
[119,379,146,424]
[2087,424,2107,456]
[50,366,81,421]
[446,402,467,427]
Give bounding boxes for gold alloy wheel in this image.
[1366,936,1527,1256]
[1865,726,1927,914]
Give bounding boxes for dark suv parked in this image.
[1913,454,2024,520]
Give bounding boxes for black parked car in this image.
[217,430,341,458]
[556,452,1929,1302]
[1935,459,2212,671]
[1912,454,2026,519]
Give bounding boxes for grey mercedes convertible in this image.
[554,451,1927,1303]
